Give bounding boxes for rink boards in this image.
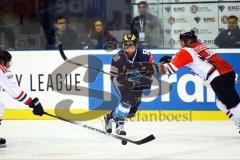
[1,49,240,120]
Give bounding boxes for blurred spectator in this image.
[214,15,240,48]
[130,1,163,49]
[0,19,15,50]
[77,15,90,49]
[88,19,117,49]
[47,16,79,49]
[106,11,126,30]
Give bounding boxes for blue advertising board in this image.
[89,51,240,111]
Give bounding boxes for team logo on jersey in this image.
[168,16,175,25]
[191,5,198,14]
[110,66,118,73]
[7,74,13,79]
[165,6,171,13]
[168,39,176,47]
[165,29,171,35]
[221,15,228,24]
[194,17,201,23]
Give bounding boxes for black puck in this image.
[122,140,127,145]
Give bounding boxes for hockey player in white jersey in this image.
[0,50,44,147]
[145,30,240,127]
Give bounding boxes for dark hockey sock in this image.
[226,111,233,118]
[109,111,114,119]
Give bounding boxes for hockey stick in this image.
[58,44,116,77]
[44,112,155,145]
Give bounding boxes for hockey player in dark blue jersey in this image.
[103,34,155,135]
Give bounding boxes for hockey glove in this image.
[159,56,172,64]
[139,76,153,89]
[130,75,153,91]
[126,71,142,81]
[28,98,44,116]
[139,63,159,77]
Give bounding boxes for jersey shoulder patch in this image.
[112,53,121,62]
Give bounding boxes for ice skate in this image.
[230,104,240,127]
[0,138,6,148]
[103,113,114,133]
[115,121,126,136]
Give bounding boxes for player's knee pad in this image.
[112,102,131,120]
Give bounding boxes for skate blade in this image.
[0,144,6,148]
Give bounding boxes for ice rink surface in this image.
[0,120,240,160]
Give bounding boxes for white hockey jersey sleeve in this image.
[0,66,32,105]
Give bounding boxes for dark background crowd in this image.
[0,0,239,50]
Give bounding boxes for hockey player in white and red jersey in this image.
[0,50,44,147]
[157,30,240,127]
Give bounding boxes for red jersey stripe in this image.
[167,63,176,73]
[0,65,6,73]
[15,91,24,100]
[24,98,32,105]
